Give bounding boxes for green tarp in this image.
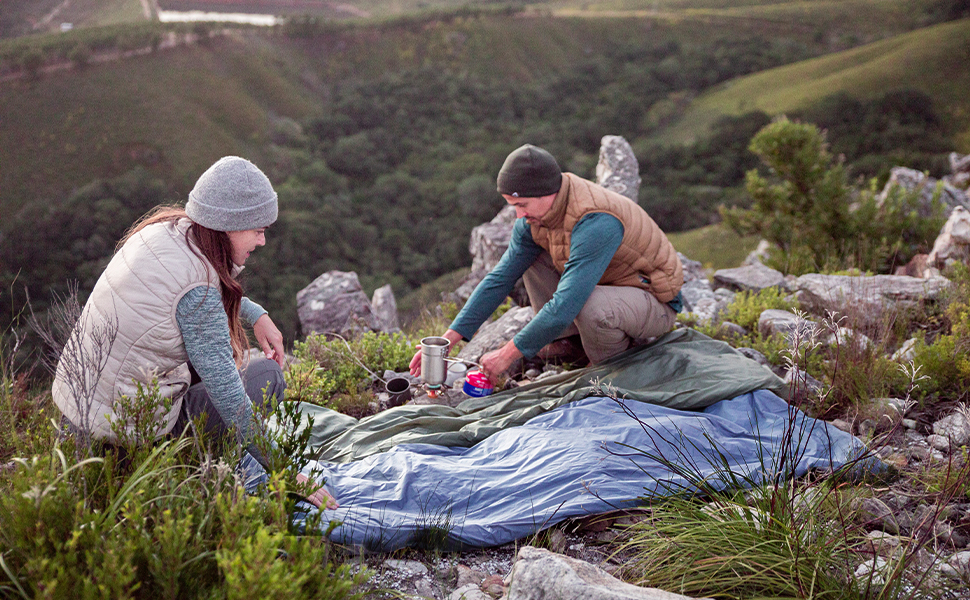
[297,328,788,463]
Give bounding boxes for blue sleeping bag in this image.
[292,389,878,551]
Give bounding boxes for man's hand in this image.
[253,314,286,368]
[296,472,339,509]
[409,329,463,377]
[479,339,523,384]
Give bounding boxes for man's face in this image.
[503,193,557,225]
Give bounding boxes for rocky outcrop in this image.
[791,274,951,329]
[926,206,970,273]
[456,305,534,364]
[877,167,969,217]
[505,546,705,600]
[296,270,382,338]
[713,263,786,293]
[450,205,518,305]
[371,284,401,333]
[596,135,641,201]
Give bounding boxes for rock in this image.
[893,253,929,278]
[758,309,819,344]
[505,546,703,600]
[927,206,970,271]
[385,559,429,575]
[854,556,891,588]
[481,573,506,598]
[451,206,518,305]
[950,151,970,176]
[877,166,969,218]
[297,270,381,338]
[414,578,437,598]
[858,498,901,535]
[791,273,951,329]
[684,287,734,326]
[743,239,772,266]
[891,338,918,362]
[679,252,707,284]
[450,583,491,600]
[596,135,641,201]
[825,326,873,351]
[928,433,955,452]
[716,321,747,338]
[457,306,535,364]
[831,418,852,433]
[735,347,769,366]
[947,550,970,578]
[712,263,786,293]
[456,565,485,588]
[933,412,970,446]
[371,284,401,333]
[783,367,825,399]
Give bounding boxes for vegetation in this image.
[721,118,946,275]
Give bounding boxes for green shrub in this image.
[911,265,970,402]
[721,287,797,331]
[291,330,414,399]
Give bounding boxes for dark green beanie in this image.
[496,144,562,197]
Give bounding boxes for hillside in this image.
[656,17,970,147]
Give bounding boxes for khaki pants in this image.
[522,252,677,364]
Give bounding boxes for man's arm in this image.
[501,213,624,359]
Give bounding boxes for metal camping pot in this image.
[420,336,451,388]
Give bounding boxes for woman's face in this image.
[226,228,267,266]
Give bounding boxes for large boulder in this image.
[791,274,951,329]
[713,263,786,293]
[505,546,704,600]
[450,205,518,305]
[596,135,641,201]
[297,271,381,338]
[456,305,534,364]
[758,309,819,343]
[927,206,970,272]
[371,284,401,333]
[877,167,969,217]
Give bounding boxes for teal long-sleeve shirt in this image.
[450,212,624,358]
[176,287,267,459]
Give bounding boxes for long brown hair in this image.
[119,206,249,364]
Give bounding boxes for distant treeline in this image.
[0,37,955,347]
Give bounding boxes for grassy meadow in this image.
[657,17,970,146]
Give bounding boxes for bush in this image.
[911,266,970,402]
[721,118,945,275]
[291,330,415,400]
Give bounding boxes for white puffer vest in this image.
[52,219,220,441]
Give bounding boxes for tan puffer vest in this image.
[52,219,220,441]
[530,173,683,302]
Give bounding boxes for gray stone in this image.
[758,309,819,343]
[743,239,772,266]
[716,321,747,338]
[451,206,518,305]
[713,263,786,293]
[735,347,769,366]
[505,546,704,600]
[450,583,491,600]
[854,556,890,588]
[933,412,970,446]
[831,419,852,433]
[385,559,429,575]
[891,338,918,363]
[791,273,951,329]
[596,135,641,201]
[680,278,714,313]
[783,367,825,398]
[927,206,970,271]
[950,151,970,175]
[858,498,900,535]
[456,565,485,588]
[371,284,401,333]
[947,550,970,578]
[877,166,970,218]
[684,287,734,326]
[457,306,535,364]
[297,270,381,338]
[825,326,873,351]
[678,252,707,284]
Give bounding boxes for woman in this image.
[52,156,336,508]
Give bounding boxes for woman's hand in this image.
[253,314,285,368]
[296,472,339,509]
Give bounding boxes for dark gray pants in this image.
[171,357,286,439]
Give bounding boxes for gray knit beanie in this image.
[496,144,562,198]
[186,156,278,231]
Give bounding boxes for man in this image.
[410,143,683,383]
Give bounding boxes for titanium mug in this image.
[419,336,451,388]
